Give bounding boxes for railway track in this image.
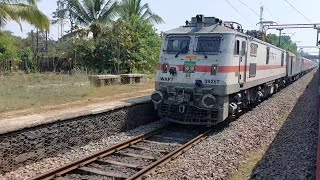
[32,124,212,180]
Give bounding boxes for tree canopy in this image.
[266,33,298,54]
[0,0,50,31]
[118,0,164,24]
[55,0,118,39]
[0,0,163,74]
[55,0,164,39]
[246,30,298,54]
[0,31,18,64]
[72,15,161,74]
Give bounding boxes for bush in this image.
[0,32,19,68]
[73,16,162,74]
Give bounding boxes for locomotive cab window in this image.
[266,47,270,64]
[165,36,190,54]
[196,36,222,54]
[234,40,240,55]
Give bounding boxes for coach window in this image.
[266,47,270,64]
[234,40,240,55]
[281,52,285,66]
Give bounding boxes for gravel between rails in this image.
[1,120,169,179]
[149,70,319,180]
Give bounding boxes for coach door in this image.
[235,36,247,86]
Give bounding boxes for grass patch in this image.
[231,148,267,180]
[0,72,155,116]
[276,115,286,124]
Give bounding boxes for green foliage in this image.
[56,0,118,39]
[0,32,19,63]
[118,0,164,24]
[246,30,264,40]
[0,0,49,31]
[58,0,164,39]
[266,33,298,54]
[72,16,161,74]
[128,16,162,73]
[0,30,53,71]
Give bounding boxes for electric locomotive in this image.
[151,15,317,126]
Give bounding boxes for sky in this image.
[4,0,320,54]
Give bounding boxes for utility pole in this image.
[276,28,283,47]
[259,6,264,32]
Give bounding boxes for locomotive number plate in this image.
[160,77,174,82]
[204,79,220,85]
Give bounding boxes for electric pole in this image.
[259,6,264,32]
[276,28,283,47]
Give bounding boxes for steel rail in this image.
[31,124,211,180]
[127,128,213,180]
[30,125,167,180]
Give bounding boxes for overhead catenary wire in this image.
[236,0,261,17]
[223,0,256,29]
[283,0,312,23]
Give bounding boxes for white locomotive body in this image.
[151,15,318,126]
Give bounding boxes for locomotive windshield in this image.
[165,36,190,54]
[196,36,222,54]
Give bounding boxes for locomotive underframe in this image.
[155,75,293,126]
[155,70,315,126]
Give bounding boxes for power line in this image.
[265,9,280,23]
[284,0,312,23]
[223,0,256,29]
[236,0,260,17]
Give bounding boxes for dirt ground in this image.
[0,72,155,120]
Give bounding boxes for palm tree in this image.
[118,0,164,24]
[58,0,118,39]
[0,0,49,31]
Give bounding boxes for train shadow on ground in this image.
[249,72,319,180]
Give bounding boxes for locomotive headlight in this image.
[163,63,169,73]
[151,91,163,104]
[211,64,218,75]
[202,94,216,109]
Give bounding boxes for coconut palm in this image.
[118,0,163,24]
[0,0,49,31]
[58,0,118,39]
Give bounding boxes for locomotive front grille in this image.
[159,104,220,125]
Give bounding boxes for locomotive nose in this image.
[151,91,163,104]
